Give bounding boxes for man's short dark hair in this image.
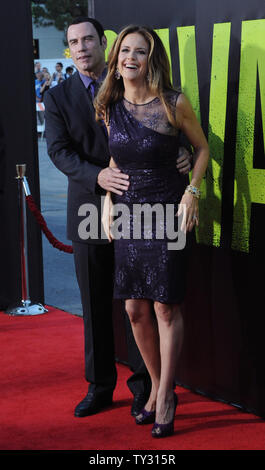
[56,62,63,68]
[67,17,105,44]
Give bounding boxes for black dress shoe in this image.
[74,390,113,417]
[131,392,149,417]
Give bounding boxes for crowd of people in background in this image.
[35,61,75,103]
[34,61,76,131]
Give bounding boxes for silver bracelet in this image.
[185,184,201,199]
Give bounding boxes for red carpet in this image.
[0,307,264,451]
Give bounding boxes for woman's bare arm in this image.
[176,94,209,231]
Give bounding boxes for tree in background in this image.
[31,0,88,32]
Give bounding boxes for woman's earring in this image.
[146,72,150,82]
[115,68,121,79]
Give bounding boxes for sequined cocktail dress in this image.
[109,92,189,304]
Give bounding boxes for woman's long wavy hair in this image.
[94,24,180,128]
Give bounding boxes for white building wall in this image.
[32,23,66,59]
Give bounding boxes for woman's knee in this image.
[125,300,150,324]
[154,302,180,326]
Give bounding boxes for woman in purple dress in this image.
[95,25,209,438]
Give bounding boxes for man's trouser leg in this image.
[73,241,117,393]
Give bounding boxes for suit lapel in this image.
[70,73,109,151]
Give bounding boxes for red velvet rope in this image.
[26,195,73,254]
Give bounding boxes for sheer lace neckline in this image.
[123,97,159,106]
[121,93,178,137]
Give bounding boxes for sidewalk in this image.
[38,138,82,316]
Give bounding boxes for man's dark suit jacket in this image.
[44,72,110,244]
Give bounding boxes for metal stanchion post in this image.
[5,164,48,316]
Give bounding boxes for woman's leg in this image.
[153,302,184,424]
[125,299,160,411]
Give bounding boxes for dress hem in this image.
[113,294,184,305]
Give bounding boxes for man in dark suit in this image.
[44,16,192,418]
